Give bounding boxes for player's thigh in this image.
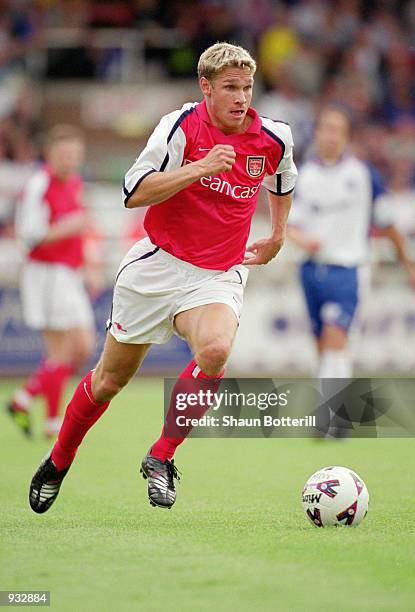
[175,302,238,356]
[94,333,151,390]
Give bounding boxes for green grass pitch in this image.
[1,378,414,611]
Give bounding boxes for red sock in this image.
[14,361,73,415]
[51,371,109,470]
[12,361,49,411]
[41,361,74,419]
[24,363,46,397]
[150,359,224,461]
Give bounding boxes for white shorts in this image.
[109,238,249,345]
[20,261,94,330]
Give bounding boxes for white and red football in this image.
[302,466,369,527]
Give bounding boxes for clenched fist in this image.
[196,144,236,177]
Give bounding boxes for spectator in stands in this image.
[256,63,315,160]
[258,5,299,86]
[0,126,35,237]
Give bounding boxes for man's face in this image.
[47,139,85,178]
[315,110,350,160]
[200,66,254,134]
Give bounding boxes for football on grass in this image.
[302,466,369,527]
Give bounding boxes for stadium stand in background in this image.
[0,0,414,374]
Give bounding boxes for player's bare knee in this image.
[196,341,230,376]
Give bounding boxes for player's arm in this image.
[41,212,87,243]
[126,145,236,208]
[244,121,297,265]
[16,172,87,249]
[123,107,236,208]
[286,225,322,254]
[377,224,415,288]
[285,167,321,254]
[244,191,293,265]
[372,192,415,288]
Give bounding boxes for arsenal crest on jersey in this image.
[246,156,265,177]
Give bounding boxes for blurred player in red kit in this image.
[29,43,297,513]
[9,126,96,438]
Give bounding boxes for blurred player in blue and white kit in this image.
[287,105,415,379]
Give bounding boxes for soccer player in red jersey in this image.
[9,126,96,438]
[29,43,297,513]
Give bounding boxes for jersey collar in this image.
[198,100,261,135]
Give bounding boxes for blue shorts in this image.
[300,261,359,338]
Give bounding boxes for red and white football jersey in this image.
[16,165,85,269]
[124,101,297,270]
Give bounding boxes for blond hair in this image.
[197,42,256,81]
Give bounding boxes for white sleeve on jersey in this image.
[15,170,50,249]
[123,103,196,205]
[372,193,395,228]
[261,119,298,195]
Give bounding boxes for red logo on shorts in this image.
[114,321,127,333]
[246,156,265,177]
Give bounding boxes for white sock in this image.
[44,417,62,436]
[12,389,32,411]
[318,349,353,378]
